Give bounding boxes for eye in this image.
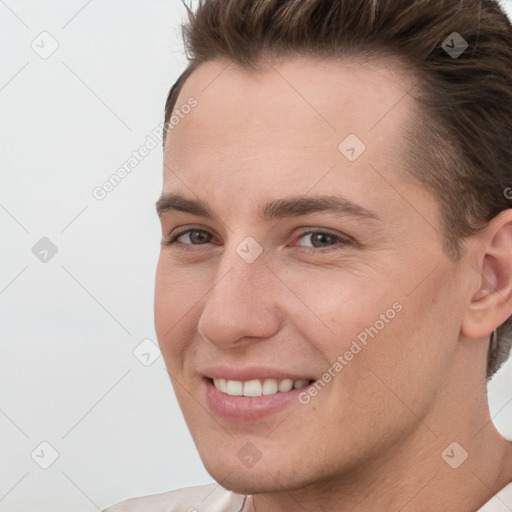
[293,229,352,252]
[162,227,353,252]
[162,228,213,247]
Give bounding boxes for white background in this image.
[1,1,512,511]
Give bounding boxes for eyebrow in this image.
[156,192,380,222]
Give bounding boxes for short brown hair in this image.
[163,0,512,379]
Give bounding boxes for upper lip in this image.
[201,365,315,382]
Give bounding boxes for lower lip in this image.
[203,379,311,421]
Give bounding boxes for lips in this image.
[200,366,317,420]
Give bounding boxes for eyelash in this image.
[162,227,353,253]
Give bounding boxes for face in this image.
[155,56,473,494]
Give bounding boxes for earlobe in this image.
[461,210,512,340]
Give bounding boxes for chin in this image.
[210,470,294,495]
[202,455,313,495]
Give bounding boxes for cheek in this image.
[291,262,456,399]
[284,265,393,354]
[154,257,196,364]
[337,266,460,414]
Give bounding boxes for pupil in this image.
[192,231,208,243]
[313,233,331,247]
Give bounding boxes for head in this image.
[154,0,512,495]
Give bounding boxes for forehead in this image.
[165,56,416,158]
[162,56,422,215]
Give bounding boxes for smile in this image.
[212,378,313,397]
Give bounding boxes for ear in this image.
[461,209,512,340]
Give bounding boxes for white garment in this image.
[102,483,250,512]
[103,481,512,511]
[477,480,512,511]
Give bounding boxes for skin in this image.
[155,56,512,511]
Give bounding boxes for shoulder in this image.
[102,483,247,512]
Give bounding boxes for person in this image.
[104,0,512,510]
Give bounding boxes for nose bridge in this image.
[197,239,280,347]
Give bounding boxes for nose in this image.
[196,245,282,349]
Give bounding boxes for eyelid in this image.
[294,227,353,243]
[291,228,355,253]
[163,225,355,251]
[163,225,216,246]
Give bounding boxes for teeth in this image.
[226,380,243,396]
[243,380,262,397]
[213,378,311,397]
[262,379,278,395]
[213,378,227,393]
